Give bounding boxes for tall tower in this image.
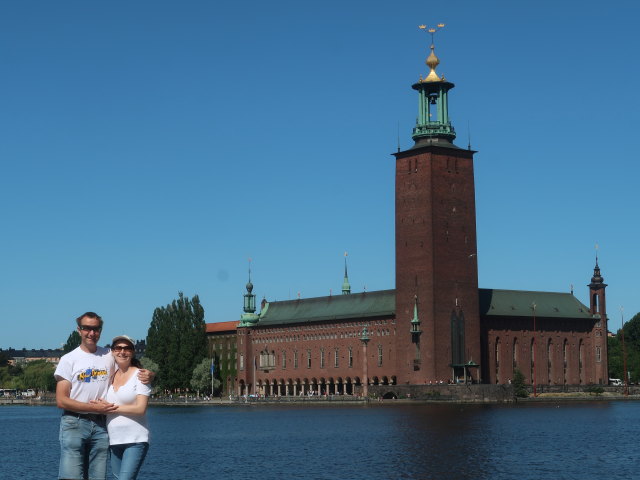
[394,25,481,384]
[237,261,259,396]
[588,257,608,384]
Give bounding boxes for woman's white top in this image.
[106,368,151,445]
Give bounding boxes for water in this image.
[1,401,637,479]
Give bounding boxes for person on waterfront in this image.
[103,335,151,480]
[54,312,153,480]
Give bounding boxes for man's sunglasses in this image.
[79,325,102,333]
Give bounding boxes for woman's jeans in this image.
[109,442,149,480]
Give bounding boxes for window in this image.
[377,345,383,367]
[320,349,325,368]
[240,353,244,370]
[596,346,601,363]
[294,350,298,369]
[259,350,275,369]
[282,351,286,369]
[348,347,353,368]
[307,349,312,368]
[495,338,501,383]
[334,348,339,368]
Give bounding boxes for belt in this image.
[63,410,106,422]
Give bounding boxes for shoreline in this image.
[3,390,639,407]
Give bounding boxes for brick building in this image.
[206,321,239,395]
[214,37,608,397]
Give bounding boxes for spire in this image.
[424,44,441,82]
[412,23,456,145]
[342,252,351,295]
[410,295,422,334]
[590,244,605,286]
[239,259,259,327]
[590,257,604,285]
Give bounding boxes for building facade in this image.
[210,37,608,397]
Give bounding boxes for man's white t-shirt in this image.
[106,368,151,445]
[54,346,115,411]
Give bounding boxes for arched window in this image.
[495,338,501,384]
[530,338,535,385]
[578,340,584,384]
[547,340,553,384]
[563,339,569,385]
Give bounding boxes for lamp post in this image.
[360,324,370,398]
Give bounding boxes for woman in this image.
[105,335,151,480]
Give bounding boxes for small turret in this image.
[342,252,351,295]
[239,260,259,327]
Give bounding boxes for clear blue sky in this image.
[1,1,638,349]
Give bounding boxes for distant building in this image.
[225,36,609,397]
[1,348,63,366]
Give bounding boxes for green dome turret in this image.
[412,24,456,146]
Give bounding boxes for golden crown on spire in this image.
[418,23,445,83]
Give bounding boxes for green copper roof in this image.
[479,288,593,319]
[258,290,395,326]
[251,288,593,328]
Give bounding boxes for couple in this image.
[54,312,152,480]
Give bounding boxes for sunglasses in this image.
[112,345,134,352]
[79,325,102,333]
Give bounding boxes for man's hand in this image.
[89,398,119,414]
[137,368,155,385]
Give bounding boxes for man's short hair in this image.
[76,312,104,328]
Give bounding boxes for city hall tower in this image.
[394,26,481,383]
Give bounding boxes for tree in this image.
[145,292,208,392]
[190,358,221,396]
[63,330,81,353]
[21,360,56,392]
[0,350,9,367]
[607,311,640,384]
[512,368,528,398]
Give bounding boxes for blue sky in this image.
[1,1,638,349]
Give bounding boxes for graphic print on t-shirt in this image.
[77,367,109,383]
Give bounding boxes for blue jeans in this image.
[59,414,109,480]
[109,442,149,480]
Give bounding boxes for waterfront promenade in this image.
[3,384,639,407]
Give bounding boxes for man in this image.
[54,312,153,480]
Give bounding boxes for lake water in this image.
[1,401,637,479]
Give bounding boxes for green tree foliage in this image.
[145,292,208,392]
[0,360,55,392]
[21,360,56,392]
[63,330,81,353]
[190,358,221,395]
[0,351,9,367]
[512,368,528,398]
[608,311,640,384]
[140,357,159,373]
